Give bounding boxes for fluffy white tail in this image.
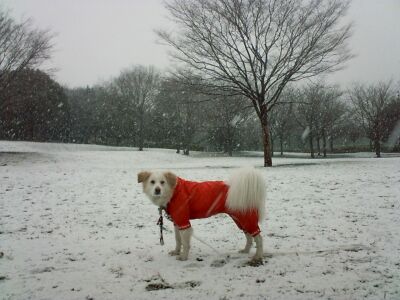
[225,167,266,221]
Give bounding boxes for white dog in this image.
[138,167,266,265]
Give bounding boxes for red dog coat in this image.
[165,177,261,236]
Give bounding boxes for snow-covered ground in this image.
[1,141,399,300]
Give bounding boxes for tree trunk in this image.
[322,129,327,158]
[280,136,284,156]
[309,131,315,159]
[138,136,144,150]
[317,137,321,156]
[227,137,233,157]
[374,139,381,158]
[260,109,273,167]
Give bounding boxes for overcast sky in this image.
[3,0,400,88]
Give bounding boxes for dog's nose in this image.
[154,187,161,195]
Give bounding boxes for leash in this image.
[156,208,225,258]
[157,207,164,245]
[192,233,222,255]
[156,207,222,255]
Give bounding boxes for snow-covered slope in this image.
[1,141,399,299]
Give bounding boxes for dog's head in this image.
[137,171,177,207]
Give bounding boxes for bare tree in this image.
[0,9,53,138]
[175,87,201,155]
[340,108,363,150]
[157,0,353,166]
[349,82,396,158]
[151,78,187,153]
[113,65,160,151]
[295,83,345,157]
[316,85,344,157]
[269,87,296,156]
[295,84,321,158]
[0,9,53,95]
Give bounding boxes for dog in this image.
[137,167,266,264]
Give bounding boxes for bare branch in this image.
[0,9,53,92]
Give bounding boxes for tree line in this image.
[0,2,399,163]
[65,66,261,155]
[1,64,399,157]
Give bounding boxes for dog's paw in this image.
[239,249,250,254]
[168,250,180,256]
[176,255,188,261]
[247,257,264,267]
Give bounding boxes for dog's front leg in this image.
[169,226,182,256]
[176,227,193,261]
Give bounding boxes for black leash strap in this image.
[157,207,164,245]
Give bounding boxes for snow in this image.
[1,141,399,299]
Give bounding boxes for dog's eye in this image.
[150,180,155,184]
[160,181,165,185]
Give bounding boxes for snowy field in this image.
[1,141,399,300]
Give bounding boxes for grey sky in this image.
[3,0,400,88]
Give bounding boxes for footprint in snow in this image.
[144,274,201,291]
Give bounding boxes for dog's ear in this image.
[164,171,177,188]
[137,171,151,183]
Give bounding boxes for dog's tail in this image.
[225,167,266,221]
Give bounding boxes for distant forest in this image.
[1,6,399,159]
[1,67,399,158]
